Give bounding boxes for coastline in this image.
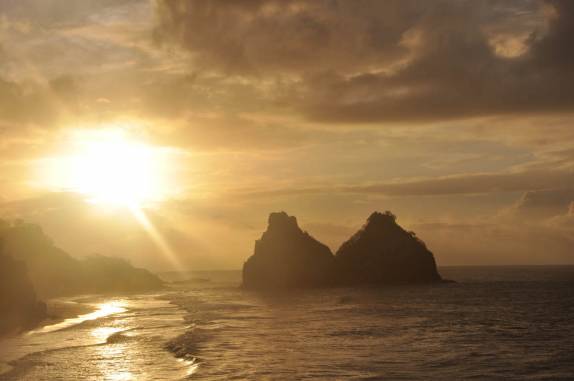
[35,299,95,332]
[0,298,95,340]
[0,293,194,380]
[0,298,96,377]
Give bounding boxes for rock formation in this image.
[242,211,444,289]
[0,252,47,335]
[243,212,336,289]
[335,211,442,284]
[0,220,163,298]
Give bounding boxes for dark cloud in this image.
[530,0,574,68]
[156,0,574,123]
[511,188,574,219]
[155,0,420,74]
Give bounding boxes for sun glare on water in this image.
[46,130,171,208]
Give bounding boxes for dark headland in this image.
[0,253,47,336]
[242,211,446,289]
[0,220,164,334]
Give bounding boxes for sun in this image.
[47,130,169,207]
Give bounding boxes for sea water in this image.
[1,266,574,380]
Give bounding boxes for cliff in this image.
[0,252,47,335]
[243,212,336,289]
[335,211,442,284]
[0,220,163,298]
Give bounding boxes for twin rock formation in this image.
[243,211,443,289]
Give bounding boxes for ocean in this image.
[1,266,574,380]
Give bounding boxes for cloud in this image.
[352,169,574,196]
[545,200,574,232]
[154,0,418,75]
[0,0,165,127]
[233,168,574,199]
[510,188,574,219]
[0,76,67,126]
[0,0,141,27]
[412,218,574,265]
[2,0,574,268]
[156,0,574,123]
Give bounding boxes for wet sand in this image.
[39,299,95,330]
[0,298,95,376]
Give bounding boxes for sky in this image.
[0,0,573,270]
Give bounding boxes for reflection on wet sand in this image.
[91,326,125,341]
[33,300,127,334]
[2,297,195,380]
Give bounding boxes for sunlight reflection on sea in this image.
[0,295,192,381]
[2,267,574,380]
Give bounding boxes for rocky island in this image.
[242,211,444,289]
[336,211,442,285]
[243,212,336,289]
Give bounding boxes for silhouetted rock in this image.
[0,220,163,298]
[243,212,336,289]
[243,211,445,289]
[0,252,47,335]
[335,211,442,284]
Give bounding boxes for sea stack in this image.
[335,211,442,285]
[242,212,335,289]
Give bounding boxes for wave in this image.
[164,327,210,360]
[105,331,135,344]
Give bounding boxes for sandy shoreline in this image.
[0,296,132,378]
[0,298,96,376]
[36,299,95,331]
[0,298,95,341]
